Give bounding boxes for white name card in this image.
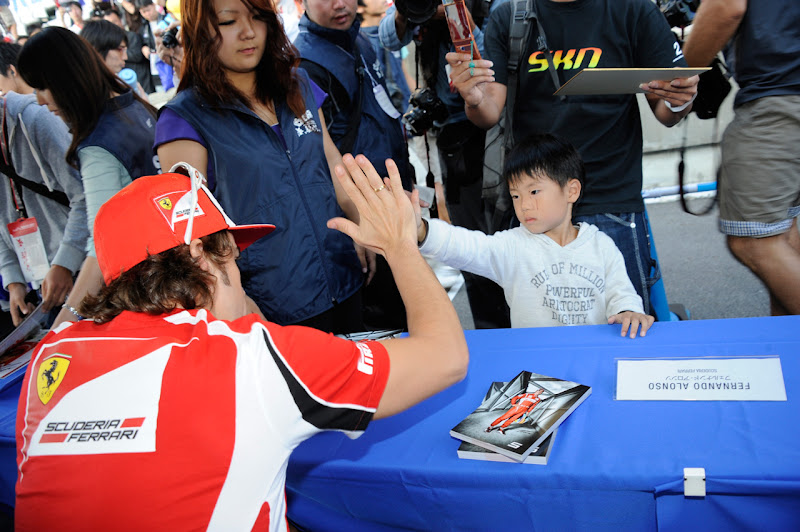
[616,357,787,401]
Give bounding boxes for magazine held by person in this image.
[451,371,591,462]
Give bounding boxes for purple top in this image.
[154,81,328,189]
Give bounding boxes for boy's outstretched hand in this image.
[609,311,655,338]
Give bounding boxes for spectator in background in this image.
[61,1,86,33]
[358,0,411,115]
[0,0,17,41]
[157,0,367,333]
[154,20,182,84]
[17,27,158,327]
[0,42,88,325]
[82,19,146,95]
[136,0,175,91]
[447,0,699,318]
[81,20,128,74]
[380,0,509,330]
[119,0,144,32]
[276,0,302,41]
[683,0,800,316]
[295,0,416,330]
[101,5,152,94]
[24,22,42,38]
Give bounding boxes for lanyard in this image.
[1,99,26,218]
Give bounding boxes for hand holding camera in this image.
[155,21,183,71]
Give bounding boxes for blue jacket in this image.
[164,73,363,325]
[295,16,413,190]
[78,91,159,179]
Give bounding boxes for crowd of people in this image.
[0,0,797,528]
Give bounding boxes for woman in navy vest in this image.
[17,27,158,327]
[156,0,367,332]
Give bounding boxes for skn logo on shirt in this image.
[293,110,321,137]
[355,342,374,375]
[527,47,602,73]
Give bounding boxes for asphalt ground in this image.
[448,195,772,330]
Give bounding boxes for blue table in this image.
[0,367,23,518]
[286,317,800,531]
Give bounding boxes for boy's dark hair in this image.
[0,42,21,77]
[503,132,585,195]
[135,0,155,9]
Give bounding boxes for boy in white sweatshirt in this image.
[416,133,654,337]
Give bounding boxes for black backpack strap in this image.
[0,99,69,210]
[299,57,363,155]
[503,0,533,151]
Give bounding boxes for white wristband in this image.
[664,93,697,113]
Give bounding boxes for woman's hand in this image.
[445,51,494,108]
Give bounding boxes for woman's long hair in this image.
[179,0,305,117]
[17,27,156,168]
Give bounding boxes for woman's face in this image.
[213,0,267,75]
[105,43,128,74]
[35,88,62,118]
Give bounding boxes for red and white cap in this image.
[94,163,275,284]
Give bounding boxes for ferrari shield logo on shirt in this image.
[37,355,71,405]
[154,191,205,230]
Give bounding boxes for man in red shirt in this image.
[16,156,468,531]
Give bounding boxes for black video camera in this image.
[402,88,448,136]
[658,0,699,28]
[162,27,180,49]
[394,0,438,25]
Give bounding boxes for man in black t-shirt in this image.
[683,0,800,316]
[445,0,698,315]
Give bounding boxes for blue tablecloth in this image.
[0,369,23,515]
[286,316,800,531]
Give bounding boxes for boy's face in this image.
[509,172,580,237]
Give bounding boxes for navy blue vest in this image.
[295,16,412,190]
[78,91,159,179]
[164,72,363,325]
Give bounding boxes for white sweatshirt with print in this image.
[420,220,643,328]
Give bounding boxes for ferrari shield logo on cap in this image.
[154,191,205,230]
[37,355,71,405]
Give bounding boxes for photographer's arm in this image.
[445,51,501,129]
[379,6,414,51]
[393,10,408,42]
[682,0,746,68]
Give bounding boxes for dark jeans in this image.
[573,211,661,316]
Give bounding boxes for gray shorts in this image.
[718,94,800,237]
[0,6,14,29]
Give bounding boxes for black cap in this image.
[394,0,438,25]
